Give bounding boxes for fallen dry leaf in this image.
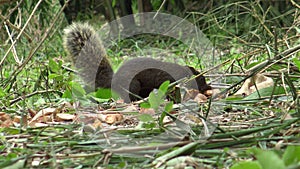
[140,108,156,115]
[83,124,96,133]
[28,108,36,118]
[92,119,102,128]
[29,108,57,124]
[211,88,222,98]
[183,89,199,101]
[56,113,76,121]
[183,89,212,103]
[31,122,49,127]
[194,93,208,103]
[204,89,213,96]
[235,73,274,96]
[0,112,14,127]
[36,115,52,123]
[186,113,202,124]
[13,115,22,123]
[122,104,139,112]
[98,113,124,124]
[0,112,10,121]
[31,158,41,166]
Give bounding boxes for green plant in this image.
[230,146,300,169]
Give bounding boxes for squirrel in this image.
[63,22,211,102]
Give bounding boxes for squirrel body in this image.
[63,23,211,102]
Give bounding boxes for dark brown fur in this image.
[63,23,211,102]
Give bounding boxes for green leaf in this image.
[149,92,160,110]
[95,88,112,99]
[89,96,110,103]
[164,101,173,113]
[225,95,243,101]
[117,161,126,168]
[3,159,25,169]
[33,98,46,106]
[62,89,72,99]
[254,149,286,169]
[148,81,170,110]
[0,87,5,98]
[1,128,20,135]
[140,102,151,108]
[157,90,166,100]
[292,58,300,71]
[159,111,166,127]
[283,145,300,166]
[138,114,154,122]
[48,73,63,81]
[158,80,170,94]
[295,27,300,34]
[159,100,173,127]
[143,122,156,129]
[69,82,86,97]
[244,86,285,100]
[230,161,262,169]
[49,59,59,73]
[245,61,263,70]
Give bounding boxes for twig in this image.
[0,0,43,66]
[250,3,274,37]
[9,89,60,105]
[0,13,32,42]
[290,0,300,9]
[4,0,69,89]
[102,140,191,154]
[4,22,22,65]
[260,43,300,72]
[206,73,300,78]
[153,0,167,19]
[0,0,24,28]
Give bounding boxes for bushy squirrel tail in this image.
[63,22,113,89]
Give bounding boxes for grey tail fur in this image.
[63,22,113,89]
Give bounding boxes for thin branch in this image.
[0,0,24,28]
[4,0,70,89]
[4,22,22,65]
[290,0,300,9]
[0,13,32,42]
[154,0,167,19]
[0,0,43,66]
[10,89,60,105]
